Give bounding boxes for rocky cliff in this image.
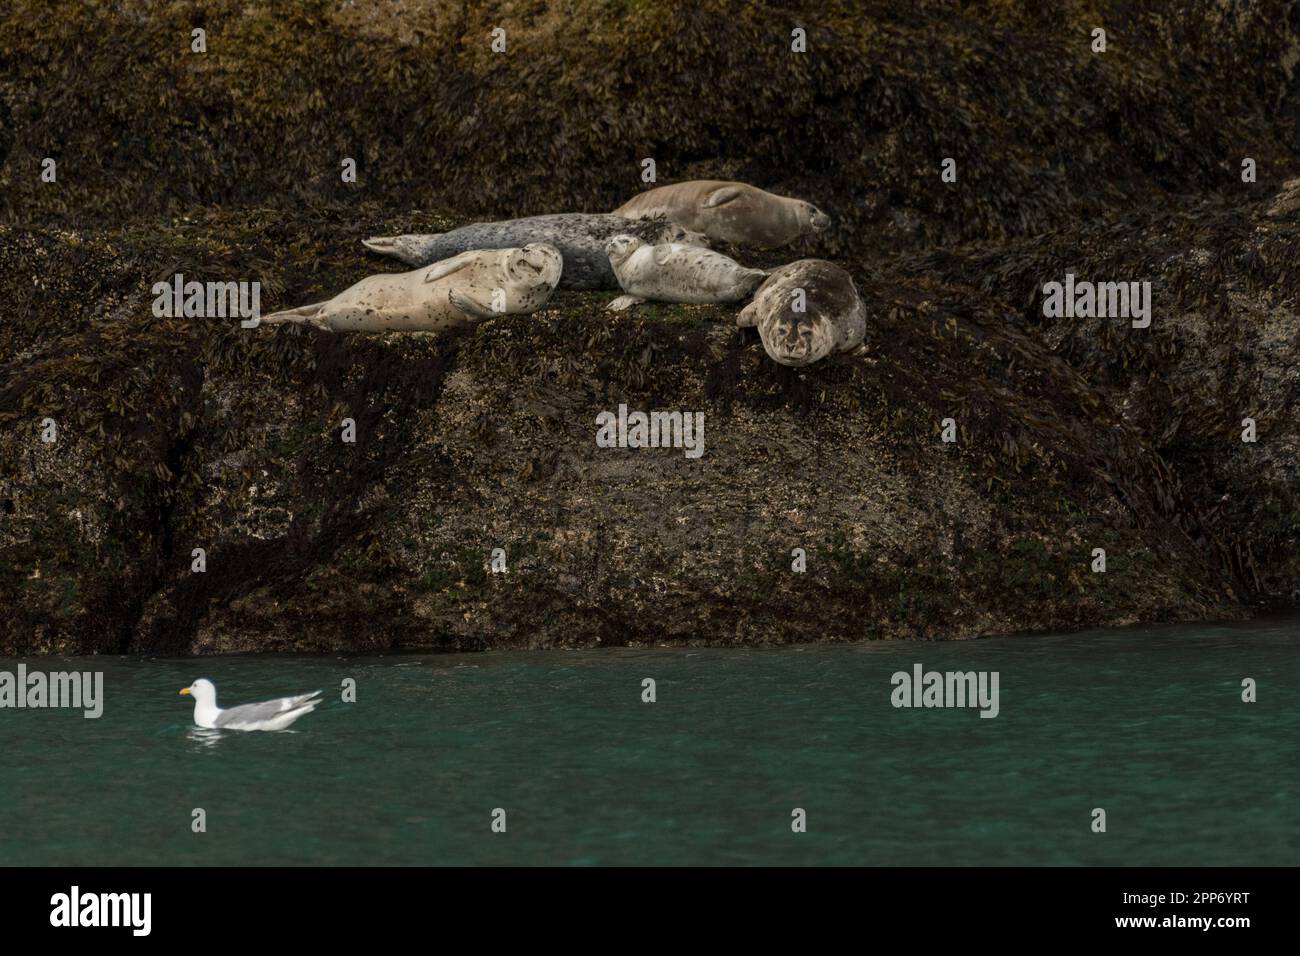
[0,0,1296,653]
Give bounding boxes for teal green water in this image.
[1,619,1296,866]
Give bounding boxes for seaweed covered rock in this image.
[1,183,1295,653]
[0,0,1297,653]
[3,0,1299,249]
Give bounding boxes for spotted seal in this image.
[604,235,768,310]
[737,259,866,366]
[362,214,708,290]
[259,244,563,332]
[614,180,831,248]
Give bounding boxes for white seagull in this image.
[179,678,322,731]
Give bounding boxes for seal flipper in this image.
[447,287,497,320]
[362,235,439,266]
[423,253,478,284]
[736,300,759,327]
[607,295,647,312]
[702,185,744,208]
[260,301,331,328]
[362,236,401,254]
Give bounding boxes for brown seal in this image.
[614,180,830,247]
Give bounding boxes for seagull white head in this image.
[179,678,223,728]
[179,678,216,706]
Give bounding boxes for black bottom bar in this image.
[1,867,1289,942]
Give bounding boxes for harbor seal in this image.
[604,235,768,310]
[362,214,708,291]
[614,180,831,248]
[259,244,563,332]
[736,259,866,366]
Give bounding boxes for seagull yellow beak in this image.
[179,688,191,696]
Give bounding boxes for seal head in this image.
[801,201,832,234]
[506,242,565,289]
[605,234,644,266]
[762,307,840,366]
[661,222,711,247]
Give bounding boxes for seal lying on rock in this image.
[362,214,707,290]
[604,235,768,311]
[737,259,866,366]
[614,180,831,248]
[260,244,563,332]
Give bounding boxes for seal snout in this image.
[605,234,641,262]
[516,243,564,287]
[774,320,813,361]
[807,205,831,231]
[764,311,834,367]
[769,346,812,367]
